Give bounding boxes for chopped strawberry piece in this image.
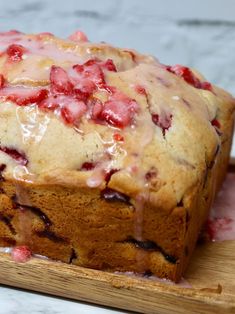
[91,99,103,120]
[100,99,137,128]
[68,30,88,42]
[71,58,117,100]
[83,58,117,72]
[38,95,60,111]
[61,98,87,124]
[0,74,5,88]
[102,59,117,72]
[50,66,74,95]
[73,88,91,102]
[73,79,96,101]
[135,85,147,96]
[72,64,83,73]
[102,85,116,94]
[0,87,48,106]
[39,94,87,125]
[83,59,97,67]
[166,65,201,87]
[166,65,212,91]
[0,146,28,165]
[80,162,95,171]
[19,89,48,106]
[73,60,105,88]
[211,119,221,129]
[6,44,26,62]
[11,246,32,263]
[200,81,212,91]
[113,133,124,142]
[92,89,138,128]
[152,113,172,136]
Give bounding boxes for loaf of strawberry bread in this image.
[0,30,234,282]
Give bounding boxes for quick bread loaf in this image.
[0,30,234,281]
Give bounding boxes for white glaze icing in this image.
[114,271,191,288]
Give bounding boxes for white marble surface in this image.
[0,285,126,314]
[232,139,235,157]
[0,0,235,94]
[0,0,234,313]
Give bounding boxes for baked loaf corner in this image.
[0,30,234,281]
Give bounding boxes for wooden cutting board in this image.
[0,240,234,314]
[0,164,235,314]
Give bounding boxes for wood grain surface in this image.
[0,161,234,313]
[0,240,234,314]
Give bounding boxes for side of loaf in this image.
[0,30,234,282]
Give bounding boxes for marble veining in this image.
[0,285,126,314]
[0,0,234,95]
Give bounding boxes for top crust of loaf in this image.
[0,30,234,211]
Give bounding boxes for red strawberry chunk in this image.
[211,119,220,129]
[166,65,201,87]
[0,74,5,88]
[91,99,103,120]
[11,246,32,263]
[152,112,172,136]
[6,44,26,62]
[50,66,74,95]
[99,100,128,127]
[73,60,105,88]
[39,94,86,124]
[83,58,117,72]
[0,87,48,106]
[102,59,117,72]
[80,162,95,171]
[113,133,124,142]
[83,59,97,67]
[102,85,116,94]
[135,85,147,96]
[61,99,87,124]
[200,81,212,91]
[38,95,61,111]
[100,99,137,128]
[0,146,28,165]
[73,79,96,101]
[92,89,138,128]
[68,30,88,42]
[71,58,117,100]
[166,65,212,91]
